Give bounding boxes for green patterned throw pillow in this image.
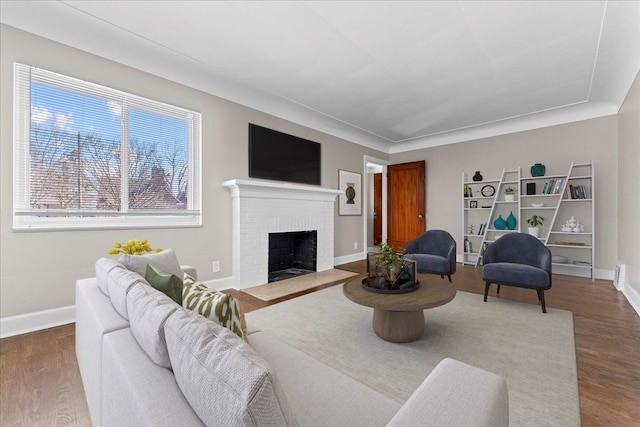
[182,275,248,342]
[145,263,183,306]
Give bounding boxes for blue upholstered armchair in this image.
[482,233,552,313]
[401,230,456,282]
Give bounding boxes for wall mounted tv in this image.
[248,123,321,185]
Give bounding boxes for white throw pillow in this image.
[164,309,297,427]
[127,283,180,369]
[118,248,182,280]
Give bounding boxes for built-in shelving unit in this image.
[462,161,594,279]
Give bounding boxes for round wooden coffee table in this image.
[343,274,456,343]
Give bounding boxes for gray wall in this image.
[617,72,640,298]
[390,115,619,276]
[0,25,386,318]
[1,22,636,320]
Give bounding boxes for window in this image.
[13,63,201,230]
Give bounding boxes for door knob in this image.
[418,213,424,220]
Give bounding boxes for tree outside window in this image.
[14,63,201,230]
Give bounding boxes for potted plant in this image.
[504,187,516,202]
[370,243,412,290]
[526,215,544,237]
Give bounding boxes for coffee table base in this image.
[372,308,425,343]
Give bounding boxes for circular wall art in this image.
[481,185,495,197]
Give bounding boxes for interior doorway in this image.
[387,161,426,252]
[363,156,388,253]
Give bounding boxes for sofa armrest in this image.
[388,358,508,427]
[181,265,198,280]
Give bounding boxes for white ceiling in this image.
[1,1,639,153]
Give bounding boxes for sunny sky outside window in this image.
[13,63,201,230]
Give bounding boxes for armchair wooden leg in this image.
[497,284,501,295]
[447,275,452,283]
[537,290,547,313]
[484,282,491,302]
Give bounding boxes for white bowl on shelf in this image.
[531,202,544,208]
[552,255,569,264]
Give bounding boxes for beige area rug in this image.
[246,285,580,426]
[242,269,358,301]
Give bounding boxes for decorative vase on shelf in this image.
[493,215,507,230]
[472,171,483,182]
[531,163,546,177]
[506,211,517,230]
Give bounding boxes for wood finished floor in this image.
[1,263,638,426]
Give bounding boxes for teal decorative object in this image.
[493,215,507,230]
[506,211,517,230]
[531,163,546,177]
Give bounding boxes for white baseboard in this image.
[334,252,366,266]
[0,305,75,339]
[594,268,615,281]
[201,276,237,291]
[621,281,640,317]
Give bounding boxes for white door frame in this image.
[363,155,389,255]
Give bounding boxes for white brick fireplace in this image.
[223,179,340,289]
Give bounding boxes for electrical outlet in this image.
[212,261,220,273]
[353,241,358,250]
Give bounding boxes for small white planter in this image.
[505,194,515,202]
[528,227,540,238]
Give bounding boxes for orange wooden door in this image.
[387,161,425,252]
[373,173,382,246]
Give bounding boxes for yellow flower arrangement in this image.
[107,238,162,256]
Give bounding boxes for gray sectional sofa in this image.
[76,257,509,426]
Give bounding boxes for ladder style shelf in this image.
[520,161,594,279]
[462,161,594,279]
[462,168,520,267]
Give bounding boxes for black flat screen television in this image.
[248,123,321,185]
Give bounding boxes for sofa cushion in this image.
[118,248,183,280]
[145,263,183,305]
[102,328,205,427]
[107,266,148,320]
[182,275,247,341]
[127,283,181,369]
[164,309,297,427]
[250,330,401,426]
[95,257,125,297]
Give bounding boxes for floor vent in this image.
[613,262,626,290]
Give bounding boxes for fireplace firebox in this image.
[268,231,317,283]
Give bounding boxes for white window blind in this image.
[13,63,201,230]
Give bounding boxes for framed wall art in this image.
[338,169,362,216]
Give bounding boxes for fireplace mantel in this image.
[222,179,340,202]
[223,179,340,289]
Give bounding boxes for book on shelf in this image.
[478,223,485,235]
[567,184,589,199]
[552,179,563,194]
